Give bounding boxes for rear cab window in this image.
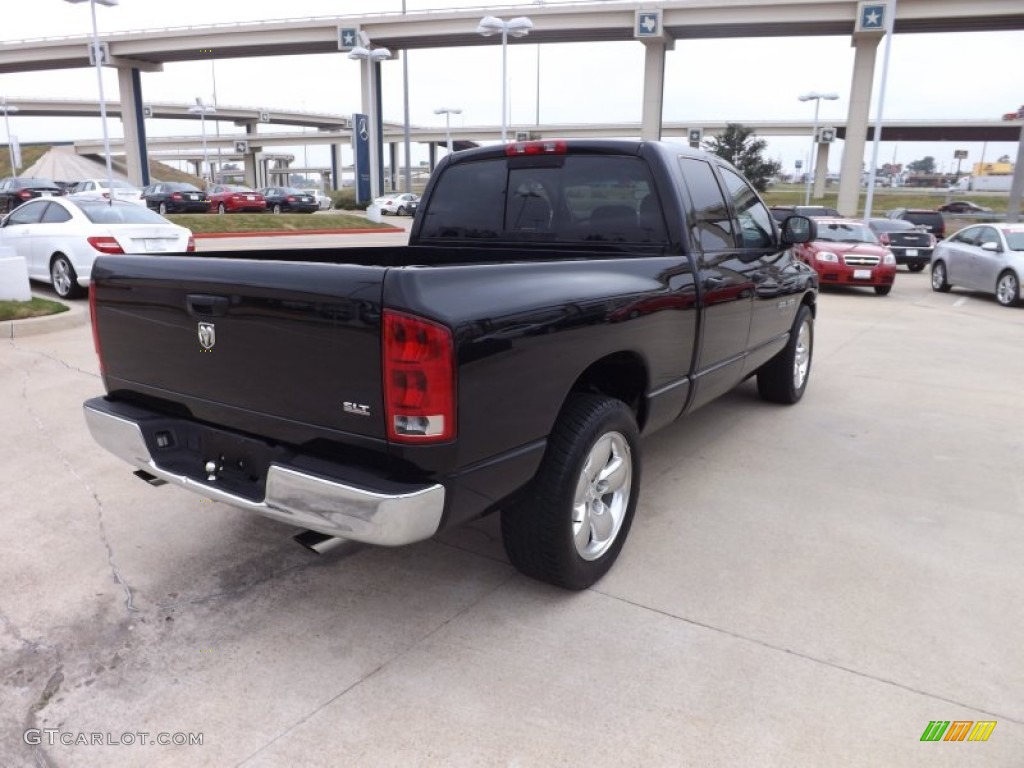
[419,154,669,247]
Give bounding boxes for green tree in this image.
[907,156,936,174]
[701,123,781,191]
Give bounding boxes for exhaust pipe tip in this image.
[293,529,353,555]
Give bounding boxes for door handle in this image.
[186,294,230,318]
[704,276,727,289]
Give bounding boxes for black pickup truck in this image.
[84,140,817,589]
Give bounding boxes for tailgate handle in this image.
[186,294,230,318]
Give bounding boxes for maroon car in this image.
[207,184,266,214]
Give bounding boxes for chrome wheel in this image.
[792,318,811,391]
[572,431,632,561]
[996,272,1019,307]
[931,262,950,292]
[51,257,73,298]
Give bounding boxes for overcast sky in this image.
[2,0,1021,177]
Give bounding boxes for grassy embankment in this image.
[0,297,69,321]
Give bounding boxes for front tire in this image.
[996,271,1020,307]
[501,394,641,590]
[50,254,82,299]
[757,303,813,404]
[272,203,282,214]
[874,285,892,296]
[931,261,951,292]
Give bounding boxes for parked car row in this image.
[140,183,322,214]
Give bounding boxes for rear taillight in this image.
[89,285,104,374]
[286,196,296,202]
[186,236,196,252]
[383,310,456,443]
[171,192,183,200]
[18,190,32,199]
[87,236,124,254]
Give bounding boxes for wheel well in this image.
[49,252,69,270]
[568,352,649,430]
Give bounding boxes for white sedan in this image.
[0,197,194,299]
[373,192,420,216]
[67,178,147,206]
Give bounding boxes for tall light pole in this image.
[210,60,222,184]
[476,16,533,143]
[0,98,19,173]
[533,0,545,127]
[188,98,216,185]
[798,91,838,205]
[434,108,461,154]
[64,0,118,196]
[348,43,391,202]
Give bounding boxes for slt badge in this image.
[198,321,216,350]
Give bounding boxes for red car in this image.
[207,184,266,214]
[794,218,897,296]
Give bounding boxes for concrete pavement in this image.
[1,270,1022,766]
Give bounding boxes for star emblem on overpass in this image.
[861,5,884,28]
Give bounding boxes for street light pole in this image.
[65,0,118,197]
[477,16,533,143]
[433,108,461,154]
[0,98,19,173]
[798,91,838,206]
[188,99,216,184]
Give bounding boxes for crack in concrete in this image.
[596,589,1024,726]
[7,338,101,380]
[233,570,519,767]
[18,364,136,613]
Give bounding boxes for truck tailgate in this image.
[91,255,388,447]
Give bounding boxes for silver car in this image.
[931,223,1024,307]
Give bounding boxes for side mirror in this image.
[981,241,1000,253]
[781,215,815,245]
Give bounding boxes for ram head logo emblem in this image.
[197,321,216,350]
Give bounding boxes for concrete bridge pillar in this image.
[837,34,882,215]
[116,67,149,186]
[640,40,669,141]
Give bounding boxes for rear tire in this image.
[397,206,406,216]
[272,203,282,214]
[50,254,82,299]
[996,270,1020,307]
[158,202,168,215]
[931,261,951,293]
[757,304,813,404]
[874,285,892,296]
[907,264,925,273]
[501,394,640,590]
[217,203,226,214]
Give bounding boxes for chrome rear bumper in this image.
[83,401,445,546]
